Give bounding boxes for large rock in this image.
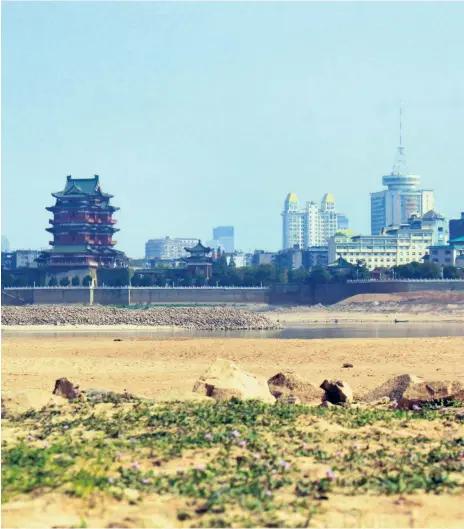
[362,374,422,403]
[320,379,353,405]
[192,358,275,404]
[268,371,323,404]
[53,378,81,399]
[362,374,464,409]
[399,380,464,409]
[2,390,67,417]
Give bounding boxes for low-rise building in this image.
[252,251,275,266]
[328,228,433,271]
[427,236,464,268]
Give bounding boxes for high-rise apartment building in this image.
[281,192,349,249]
[212,226,235,253]
[370,111,435,235]
[145,237,198,260]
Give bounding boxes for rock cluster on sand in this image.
[192,358,275,404]
[363,374,464,409]
[1,306,280,331]
[3,367,462,415]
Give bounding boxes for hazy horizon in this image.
[2,1,463,256]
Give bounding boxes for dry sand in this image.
[2,335,464,398]
[2,333,464,528]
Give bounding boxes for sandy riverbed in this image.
[3,335,464,398]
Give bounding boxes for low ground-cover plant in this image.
[2,398,464,526]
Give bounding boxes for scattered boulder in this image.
[53,378,81,400]
[362,374,422,403]
[320,379,353,405]
[268,370,323,404]
[343,363,354,369]
[193,358,275,404]
[362,374,464,409]
[399,380,464,410]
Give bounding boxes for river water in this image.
[3,322,464,339]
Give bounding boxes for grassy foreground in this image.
[2,397,464,528]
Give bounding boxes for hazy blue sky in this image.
[2,1,463,256]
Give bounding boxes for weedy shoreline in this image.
[2,397,464,528]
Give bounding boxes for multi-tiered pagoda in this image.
[37,175,127,269]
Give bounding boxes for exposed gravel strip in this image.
[1,306,281,331]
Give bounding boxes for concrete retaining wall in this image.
[270,281,464,305]
[2,282,463,307]
[130,288,268,304]
[1,287,268,306]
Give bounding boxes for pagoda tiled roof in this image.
[184,240,211,254]
[327,256,355,268]
[52,175,113,199]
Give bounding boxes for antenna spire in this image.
[391,103,408,176]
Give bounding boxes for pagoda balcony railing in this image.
[49,217,117,224]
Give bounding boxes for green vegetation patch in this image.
[2,399,464,527]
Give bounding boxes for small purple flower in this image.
[131,461,141,470]
[141,478,151,485]
[278,460,291,471]
[129,437,136,444]
[230,429,241,438]
[353,443,360,450]
[325,468,336,481]
[412,404,421,412]
[204,433,213,441]
[28,434,34,441]
[264,489,272,497]
[238,440,247,448]
[108,477,114,484]
[335,450,342,457]
[300,442,310,451]
[195,464,206,472]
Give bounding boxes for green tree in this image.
[443,265,459,279]
[48,276,58,287]
[82,275,93,287]
[59,277,70,287]
[71,276,81,286]
[307,266,331,285]
[141,275,154,287]
[288,268,309,284]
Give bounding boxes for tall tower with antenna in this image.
[370,106,436,235]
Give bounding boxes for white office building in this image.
[145,237,198,260]
[328,228,434,271]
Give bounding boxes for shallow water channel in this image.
[3,322,464,339]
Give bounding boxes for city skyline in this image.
[2,2,464,256]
